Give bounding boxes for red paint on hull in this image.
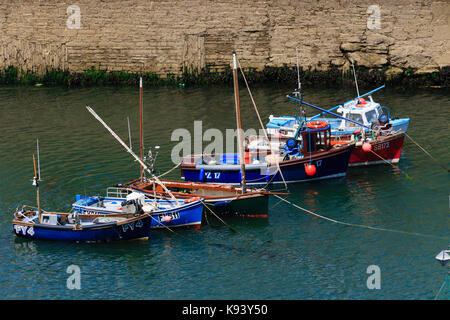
[350,135,405,166]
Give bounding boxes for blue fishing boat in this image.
[12,141,151,242]
[72,188,204,229]
[181,123,353,185]
[13,206,151,242]
[181,52,353,185]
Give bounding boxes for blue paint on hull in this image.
[182,147,353,185]
[12,217,151,242]
[72,198,203,229]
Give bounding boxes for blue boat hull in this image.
[181,146,353,185]
[72,198,204,229]
[148,201,203,229]
[12,216,151,242]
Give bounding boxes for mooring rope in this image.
[201,200,241,234]
[434,279,448,300]
[149,215,204,244]
[156,162,181,178]
[237,58,289,191]
[405,132,450,174]
[274,194,449,240]
[368,144,449,195]
[368,149,413,180]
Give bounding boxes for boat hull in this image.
[181,145,353,185]
[12,215,151,242]
[73,198,204,230]
[205,193,270,217]
[349,134,405,166]
[124,179,271,218]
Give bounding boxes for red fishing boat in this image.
[266,97,406,167]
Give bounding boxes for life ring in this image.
[306,121,328,129]
[184,196,200,203]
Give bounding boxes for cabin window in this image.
[301,129,330,153]
[365,110,378,124]
[346,114,363,127]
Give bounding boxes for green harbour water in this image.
[0,84,449,299]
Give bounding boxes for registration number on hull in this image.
[373,142,390,151]
[158,212,180,221]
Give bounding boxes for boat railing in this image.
[106,187,135,199]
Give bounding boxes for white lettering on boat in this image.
[14,225,34,236]
[373,142,389,151]
[158,212,180,221]
[122,220,144,233]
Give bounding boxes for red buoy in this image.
[305,163,316,176]
[163,215,172,223]
[362,142,372,152]
[357,98,367,105]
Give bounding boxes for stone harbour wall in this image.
[0,0,449,80]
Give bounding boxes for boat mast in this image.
[86,106,180,204]
[296,46,301,94]
[232,52,246,193]
[32,145,41,223]
[351,62,360,98]
[139,77,144,181]
[127,116,132,150]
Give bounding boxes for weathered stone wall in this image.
[0,0,449,77]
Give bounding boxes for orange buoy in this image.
[306,121,328,129]
[305,163,316,176]
[163,215,172,223]
[362,142,372,152]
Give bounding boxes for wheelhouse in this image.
[337,95,383,129]
[300,122,332,154]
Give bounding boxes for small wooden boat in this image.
[72,188,204,229]
[123,179,273,218]
[13,206,151,242]
[12,143,151,242]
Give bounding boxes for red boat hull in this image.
[349,134,405,166]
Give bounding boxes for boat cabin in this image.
[299,121,332,154]
[336,95,383,130]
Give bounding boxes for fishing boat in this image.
[267,86,409,138]
[123,178,273,218]
[13,205,151,242]
[85,105,205,229]
[266,92,406,166]
[264,54,408,166]
[120,74,275,217]
[12,140,151,242]
[72,188,204,229]
[180,52,354,185]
